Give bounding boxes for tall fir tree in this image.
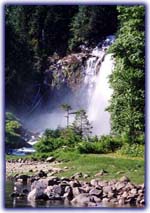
[108,5,145,143]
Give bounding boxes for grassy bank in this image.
[6,150,144,185]
[53,151,144,184]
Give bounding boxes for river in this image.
[5,180,71,208]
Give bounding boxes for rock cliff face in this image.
[43,35,115,98]
[44,50,90,92]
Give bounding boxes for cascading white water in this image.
[84,36,115,135]
[24,36,115,135]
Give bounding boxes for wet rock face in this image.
[44,51,90,91]
[11,175,145,208]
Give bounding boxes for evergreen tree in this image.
[108,5,145,143]
[72,109,92,139]
[69,5,117,50]
[61,104,72,127]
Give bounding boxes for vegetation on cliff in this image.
[5,5,145,153]
[5,5,117,112]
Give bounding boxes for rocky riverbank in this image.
[6,160,145,208]
[6,158,62,177]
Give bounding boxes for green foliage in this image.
[77,136,122,154]
[69,6,117,50]
[6,5,118,113]
[5,6,40,112]
[5,112,23,150]
[135,133,145,144]
[44,128,62,138]
[71,109,92,139]
[60,128,82,146]
[108,5,145,143]
[34,127,82,153]
[99,135,122,152]
[117,143,144,158]
[34,137,56,153]
[5,5,78,112]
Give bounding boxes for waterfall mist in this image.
[22,36,115,135]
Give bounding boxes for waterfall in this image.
[84,36,115,136]
[23,36,115,134]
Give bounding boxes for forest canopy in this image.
[5,5,145,144]
[5,5,117,111]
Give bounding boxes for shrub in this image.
[77,136,122,154]
[135,134,145,145]
[77,142,96,154]
[34,137,55,153]
[5,112,24,150]
[44,128,62,138]
[117,143,144,157]
[99,136,122,152]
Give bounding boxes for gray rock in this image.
[90,195,101,203]
[115,182,125,191]
[72,172,83,179]
[31,179,48,191]
[140,199,145,205]
[83,174,89,179]
[110,198,118,204]
[63,186,73,201]
[16,174,29,183]
[98,180,108,187]
[119,176,130,182]
[122,191,128,198]
[118,197,125,206]
[53,185,62,195]
[46,156,55,162]
[28,188,44,201]
[64,166,68,170]
[14,181,23,193]
[107,191,115,198]
[48,177,60,186]
[103,185,112,194]
[70,180,82,188]
[102,197,109,204]
[125,182,135,190]
[71,193,90,207]
[89,188,102,197]
[130,188,137,195]
[44,185,53,197]
[90,179,99,187]
[72,186,86,197]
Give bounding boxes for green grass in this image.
[53,150,144,184]
[6,150,144,185]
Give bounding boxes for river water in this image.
[5,180,71,208]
